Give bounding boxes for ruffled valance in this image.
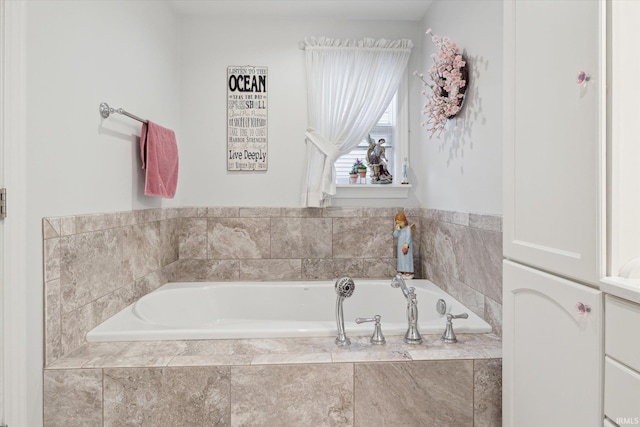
[299,37,413,51]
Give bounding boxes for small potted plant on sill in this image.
[353,159,368,180]
[349,167,358,184]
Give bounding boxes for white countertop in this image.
[600,276,640,304]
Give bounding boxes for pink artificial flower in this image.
[417,29,467,136]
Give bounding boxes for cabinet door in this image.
[503,0,605,285]
[503,260,603,427]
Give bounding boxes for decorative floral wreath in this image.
[414,29,468,138]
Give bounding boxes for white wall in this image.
[608,0,640,275]
[178,15,423,207]
[25,1,179,424]
[415,0,503,214]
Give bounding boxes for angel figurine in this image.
[393,212,415,279]
[366,134,392,184]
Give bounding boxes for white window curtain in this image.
[301,37,413,207]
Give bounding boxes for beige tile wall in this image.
[44,358,502,426]
[169,206,412,282]
[419,209,503,336]
[43,206,503,365]
[43,209,179,366]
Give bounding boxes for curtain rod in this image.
[99,102,148,124]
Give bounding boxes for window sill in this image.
[333,183,411,199]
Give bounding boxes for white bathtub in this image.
[86,279,492,342]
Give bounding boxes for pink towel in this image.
[140,121,178,198]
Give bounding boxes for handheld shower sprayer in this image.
[335,277,355,346]
[336,276,355,299]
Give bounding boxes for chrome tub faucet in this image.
[391,274,423,344]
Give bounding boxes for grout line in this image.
[352,362,356,426]
[102,368,105,426]
[227,365,233,425]
[472,359,476,426]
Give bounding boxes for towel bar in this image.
[99,102,148,124]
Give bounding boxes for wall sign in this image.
[227,66,268,171]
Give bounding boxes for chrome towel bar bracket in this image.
[99,102,148,124]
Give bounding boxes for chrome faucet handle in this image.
[355,315,386,345]
[448,313,468,320]
[441,312,468,343]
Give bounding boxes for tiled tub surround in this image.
[43,207,503,426]
[43,207,502,364]
[43,209,179,366]
[420,210,503,337]
[44,333,502,426]
[44,207,413,365]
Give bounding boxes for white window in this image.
[332,74,409,199]
[335,95,397,184]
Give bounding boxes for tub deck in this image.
[44,333,503,426]
[46,332,501,369]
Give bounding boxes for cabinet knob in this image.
[576,71,590,85]
[576,301,591,315]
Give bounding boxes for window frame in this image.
[333,77,411,200]
[334,96,396,183]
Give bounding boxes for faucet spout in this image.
[390,274,422,344]
[404,294,423,344]
[390,274,413,299]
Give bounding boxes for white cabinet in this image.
[503,0,606,418]
[605,358,640,424]
[604,294,640,424]
[503,260,603,427]
[503,0,605,285]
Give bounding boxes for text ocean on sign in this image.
[227,66,268,171]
